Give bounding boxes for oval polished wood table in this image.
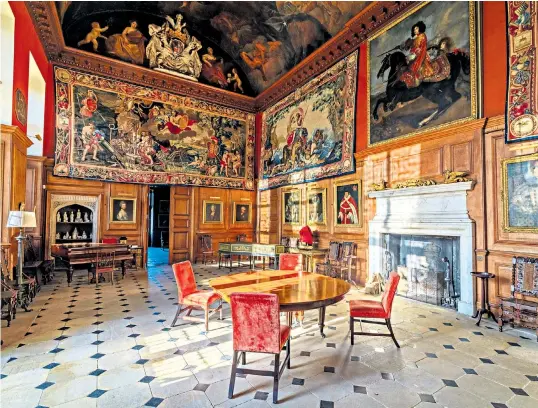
[209,270,351,337]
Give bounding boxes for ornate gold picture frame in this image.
[282,189,301,225]
[334,180,361,228]
[502,153,538,233]
[306,188,327,226]
[109,197,136,224]
[367,1,477,147]
[202,200,224,224]
[233,202,252,224]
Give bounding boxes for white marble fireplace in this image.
[368,182,475,315]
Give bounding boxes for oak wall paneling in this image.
[484,116,538,308]
[25,156,47,257]
[192,187,256,263]
[169,186,192,264]
[43,159,149,266]
[1,125,33,277]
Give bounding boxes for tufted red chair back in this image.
[381,271,400,318]
[231,293,281,354]
[172,261,198,303]
[279,253,302,272]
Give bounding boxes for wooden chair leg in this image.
[241,351,246,365]
[204,307,209,332]
[350,317,354,345]
[286,337,291,369]
[228,350,238,399]
[171,304,183,327]
[386,318,399,348]
[272,353,280,404]
[219,300,223,320]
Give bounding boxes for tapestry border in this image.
[53,66,255,190]
[259,50,358,191]
[505,1,538,144]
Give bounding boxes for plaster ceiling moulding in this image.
[255,1,414,111]
[26,1,64,56]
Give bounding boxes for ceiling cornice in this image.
[255,1,416,110]
[27,1,417,114]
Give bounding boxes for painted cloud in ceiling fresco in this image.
[56,1,368,96]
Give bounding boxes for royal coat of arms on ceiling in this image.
[53,67,255,189]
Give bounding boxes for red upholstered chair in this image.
[171,261,222,331]
[229,293,291,404]
[349,271,401,347]
[279,253,303,272]
[101,237,118,244]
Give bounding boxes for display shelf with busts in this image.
[54,204,94,243]
[47,195,99,258]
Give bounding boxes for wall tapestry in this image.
[502,153,538,232]
[56,2,369,96]
[260,50,357,190]
[506,1,538,143]
[368,1,477,146]
[53,67,255,189]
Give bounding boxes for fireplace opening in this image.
[382,234,460,309]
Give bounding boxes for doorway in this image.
[148,186,170,266]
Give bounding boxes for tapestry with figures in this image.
[259,51,357,190]
[53,67,255,189]
[506,1,538,143]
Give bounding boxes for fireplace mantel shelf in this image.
[368,180,475,316]
[368,181,474,199]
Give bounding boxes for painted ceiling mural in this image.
[56,1,369,96]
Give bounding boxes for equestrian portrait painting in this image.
[53,67,255,189]
[368,1,477,146]
[260,51,357,190]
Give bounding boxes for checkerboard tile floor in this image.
[2,254,537,408]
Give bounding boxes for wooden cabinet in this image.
[1,125,32,277]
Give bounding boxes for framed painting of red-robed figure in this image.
[367,1,478,146]
[334,181,361,228]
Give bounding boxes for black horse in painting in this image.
[372,51,471,127]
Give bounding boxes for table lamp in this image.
[6,204,36,286]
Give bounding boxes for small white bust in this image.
[69,211,74,223]
[82,231,87,239]
[57,212,61,222]
[83,212,90,222]
[63,212,68,222]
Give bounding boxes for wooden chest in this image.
[499,297,538,341]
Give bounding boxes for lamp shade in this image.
[6,211,37,228]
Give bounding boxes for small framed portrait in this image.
[306,188,326,226]
[233,202,252,223]
[158,200,170,214]
[110,197,136,223]
[158,214,169,228]
[282,189,301,225]
[334,181,361,228]
[203,200,223,224]
[502,153,538,232]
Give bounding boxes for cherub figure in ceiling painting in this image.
[60,2,369,96]
[77,22,109,51]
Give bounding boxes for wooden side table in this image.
[129,245,144,269]
[471,272,498,326]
